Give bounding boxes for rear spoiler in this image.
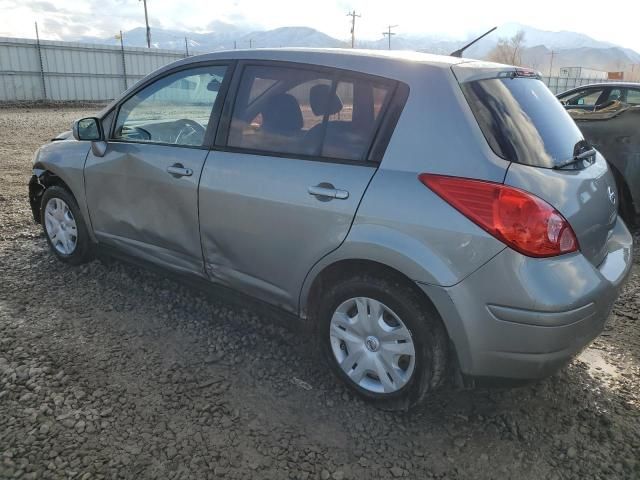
[452,63,540,84]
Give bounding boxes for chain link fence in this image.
[542,76,625,94]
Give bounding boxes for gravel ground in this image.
[0,107,639,480]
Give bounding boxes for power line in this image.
[382,25,398,50]
[347,10,361,48]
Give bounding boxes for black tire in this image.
[315,272,448,411]
[613,173,636,228]
[40,186,93,265]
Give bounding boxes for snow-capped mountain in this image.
[74,23,639,75]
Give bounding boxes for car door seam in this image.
[296,164,381,317]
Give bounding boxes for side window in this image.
[626,89,640,105]
[228,64,394,161]
[321,77,392,160]
[113,65,228,146]
[606,88,623,102]
[228,65,332,156]
[564,89,604,107]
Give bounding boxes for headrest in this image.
[310,84,343,116]
[262,93,303,133]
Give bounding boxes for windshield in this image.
[461,77,586,168]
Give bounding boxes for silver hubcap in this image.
[330,297,416,394]
[44,197,78,255]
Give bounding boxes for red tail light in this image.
[419,174,579,258]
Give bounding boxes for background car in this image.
[558,83,640,224]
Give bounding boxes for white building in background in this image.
[559,66,608,80]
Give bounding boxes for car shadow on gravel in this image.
[1,237,638,479]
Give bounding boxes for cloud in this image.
[26,1,59,12]
[0,0,638,52]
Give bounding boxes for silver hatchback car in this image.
[29,49,632,409]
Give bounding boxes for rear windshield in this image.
[461,77,585,168]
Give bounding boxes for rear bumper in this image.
[420,217,633,380]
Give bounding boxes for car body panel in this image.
[420,217,632,378]
[31,140,95,241]
[571,107,640,215]
[557,83,640,217]
[84,142,209,275]
[199,151,376,313]
[298,168,507,315]
[504,152,618,266]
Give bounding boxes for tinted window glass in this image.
[228,66,331,156]
[228,65,393,161]
[461,77,586,168]
[113,65,227,146]
[607,88,623,102]
[322,77,392,160]
[626,89,640,105]
[561,88,604,107]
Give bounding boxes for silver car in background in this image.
[29,49,632,410]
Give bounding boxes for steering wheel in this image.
[174,119,206,145]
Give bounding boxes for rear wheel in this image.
[316,272,448,410]
[41,186,93,265]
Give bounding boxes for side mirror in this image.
[72,117,102,141]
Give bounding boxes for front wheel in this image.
[41,186,93,265]
[316,273,448,410]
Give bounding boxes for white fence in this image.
[542,76,622,94]
[0,37,635,101]
[0,37,192,101]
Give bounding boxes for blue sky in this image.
[1,0,639,51]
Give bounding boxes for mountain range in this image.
[77,22,640,77]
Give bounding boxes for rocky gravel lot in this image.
[0,107,639,480]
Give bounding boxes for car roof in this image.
[183,48,470,69]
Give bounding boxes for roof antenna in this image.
[449,26,497,58]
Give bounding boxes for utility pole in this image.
[382,25,398,50]
[347,10,361,48]
[184,36,189,57]
[115,31,128,90]
[34,22,47,100]
[233,40,237,49]
[249,39,253,48]
[140,0,151,48]
[548,50,555,78]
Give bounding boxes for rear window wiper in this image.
[553,147,597,170]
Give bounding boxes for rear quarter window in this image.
[461,77,586,168]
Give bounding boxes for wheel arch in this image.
[608,161,637,225]
[30,166,79,224]
[302,258,447,338]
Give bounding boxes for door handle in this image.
[167,163,193,178]
[308,184,349,200]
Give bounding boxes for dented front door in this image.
[84,143,208,274]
